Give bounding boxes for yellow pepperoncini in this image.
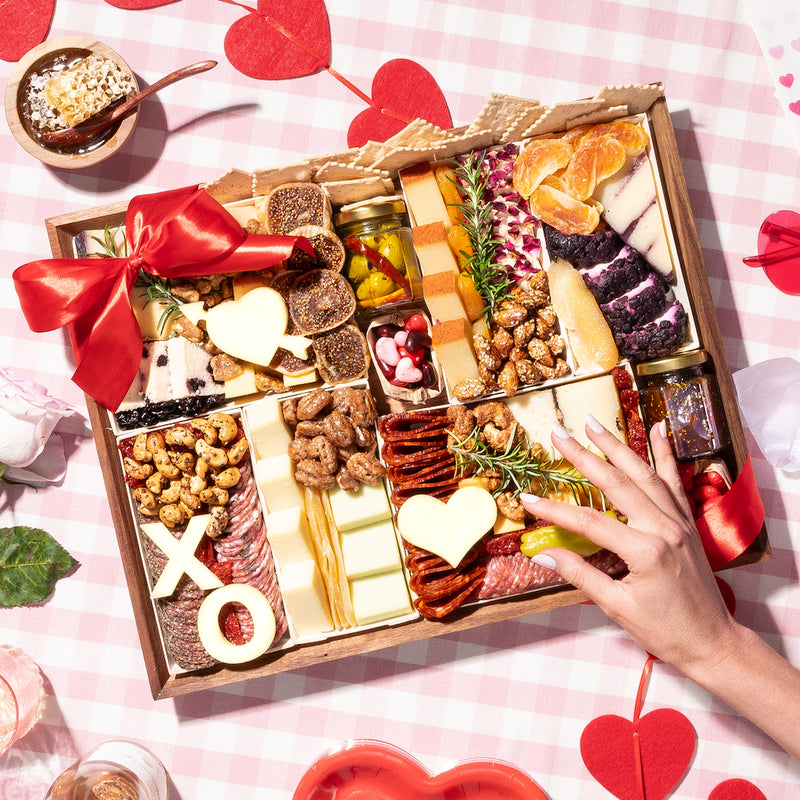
[520,525,602,558]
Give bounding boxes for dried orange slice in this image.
[579,120,649,155]
[562,135,627,200]
[530,183,600,235]
[557,123,593,146]
[512,137,573,198]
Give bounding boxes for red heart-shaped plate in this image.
[0,0,55,62]
[224,0,330,80]
[580,708,696,800]
[293,740,547,800]
[347,58,452,147]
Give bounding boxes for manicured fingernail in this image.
[586,413,605,434]
[531,553,558,571]
[656,419,668,438]
[520,492,542,507]
[552,421,571,440]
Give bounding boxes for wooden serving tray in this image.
[46,93,770,699]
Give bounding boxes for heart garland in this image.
[581,581,766,800]
[0,0,55,62]
[217,0,452,143]
[103,0,179,8]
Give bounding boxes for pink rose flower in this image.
[0,367,88,487]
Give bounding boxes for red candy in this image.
[403,313,428,332]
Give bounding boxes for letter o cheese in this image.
[197,583,276,664]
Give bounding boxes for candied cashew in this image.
[226,438,249,466]
[196,440,228,469]
[209,412,238,443]
[123,457,153,481]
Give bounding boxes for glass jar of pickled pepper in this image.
[333,199,422,315]
[635,349,730,461]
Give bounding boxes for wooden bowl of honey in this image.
[5,36,140,169]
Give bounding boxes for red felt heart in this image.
[708,778,768,800]
[103,0,179,8]
[580,709,696,800]
[293,740,547,800]
[223,0,330,80]
[347,58,452,147]
[0,0,55,62]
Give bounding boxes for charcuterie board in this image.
[43,84,769,699]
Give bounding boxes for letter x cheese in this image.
[140,514,224,599]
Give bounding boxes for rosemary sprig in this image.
[448,423,605,508]
[451,153,514,315]
[134,272,184,336]
[89,223,128,258]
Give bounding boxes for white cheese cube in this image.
[350,570,413,626]
[244,399,292,459]
[265,506,315,565]
[328,483,391,532]
[255,455,305,514]
[340,519,402,579]
[279,559,333,638]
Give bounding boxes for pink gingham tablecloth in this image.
[2,1,800,798]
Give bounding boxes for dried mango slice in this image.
[433,165,465,225]
[529,183,600,235]
[578,120,649,156]
[562,135,627,201]
[512,137,573,198]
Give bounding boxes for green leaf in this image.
[0,527,78,607]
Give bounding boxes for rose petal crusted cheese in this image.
[42,54,132,128]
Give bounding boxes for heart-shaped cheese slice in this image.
[182,286,311,367]
[397,486,497,567]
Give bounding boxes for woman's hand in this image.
[520,415,737,673]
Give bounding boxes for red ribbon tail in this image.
[695,456,764,570]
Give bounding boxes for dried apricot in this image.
[456,272,485,321]
[557,123,593,146]
[512,137,573,198]
[529,183,600,235]
[433,165,465,225]
[447,223,473,270]
[579,120,649,155]
[562,135,627,200]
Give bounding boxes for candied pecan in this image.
[353,424,376,451]
[294,419,326,437]
[446,404,476,443]
[210,353,243,382]
[294,460,337,490]
[281,397,299,427]
[336,464,360,492]
[170,283,201,303]
[474,401,514,429]
[288,437,316,462]
[296,388,332,420]
[322,409,355,447]
[496,490,526,521]
[311,435,338,474]
[346,452,386,485]
[254,371,288,394]
[172,314,206,344]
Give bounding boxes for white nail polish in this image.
[531,553,558,571]
[551,421,571,440]
[657,419,668,438]
[586,413,605,434]
[520,492,541,506]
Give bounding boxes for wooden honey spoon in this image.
[39,59,217,149]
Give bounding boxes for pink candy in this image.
[394,356,423,384]
[375,336,401,366]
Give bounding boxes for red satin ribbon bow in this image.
[13,185,312,411]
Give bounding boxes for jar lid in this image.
[333,199,406,228]
[634,349,709,377]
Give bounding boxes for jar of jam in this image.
[635,350,730,461]
[333,199,422,316]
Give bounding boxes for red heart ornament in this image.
[708,778,768,800]
[293,740,547,800]
[347,58,453,147]
[0,0,55,62]
[103,0,179,8]
[746,209,800,294]
[580,709,696,800]
[223,0,330,80]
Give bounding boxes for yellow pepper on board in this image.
[520,524,603,558]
